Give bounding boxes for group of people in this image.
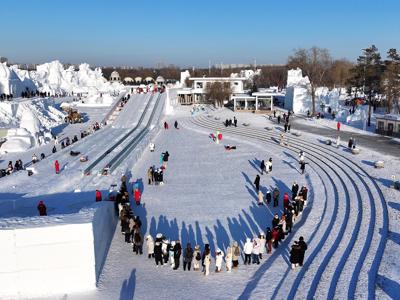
[2,159,24,176]
[119,215,308,275]
[224,116,238,127]
[147,166,164,185]
[164,121,179,130]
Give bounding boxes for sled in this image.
[224,145,237,150]
[26,167,36,176]
[101,167,110,175]
[70,150,81,156]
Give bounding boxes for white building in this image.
[109,71,120,82]
[177,77,246,105]
[231,90,285,112]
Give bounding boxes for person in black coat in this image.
[52,145,57,153]
[291,181,299,200]
[233,116,237,127]
[300,161,306,174]
[173,240,182,270]
[286,210,293,233]
[265,190,272,205]
[254,174,260,192]
[290,241,302,270]
[154,240,163,266]
[298,236,308,266]
[265,227,273,253]
[260,160,266,175]
[201,244,210,272]
[272,214,280,228]
[183,243,194,271]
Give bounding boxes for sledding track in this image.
[183,112,388,300]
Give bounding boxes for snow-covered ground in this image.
[1,102,399,299]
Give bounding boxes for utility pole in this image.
[208,60,211,76]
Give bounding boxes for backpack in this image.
[234,246,240,256]
[196,252,201,261]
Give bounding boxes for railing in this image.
[82,93,155,175]
[107,93,163,174]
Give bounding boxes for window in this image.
[398,124,400,133]
[378,121,384,130]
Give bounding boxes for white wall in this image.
[0,202,117,298]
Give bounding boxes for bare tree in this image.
[253,65,288,90]
[288,47,333,115]
[204,82,232,107]
[328,59,353,91]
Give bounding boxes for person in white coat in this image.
[215,248,224,272]
[258,190,264,206]
[192,245,201,271]
[259,233,266,259]
[204,249,211,276]
[299,151,305,163]
[225,246,233,272]
[265,159,272,174]
[243,238,253,265]
[145,235,154,259]
[169,241,176,268]
[252,237,260,264]
[161,238,169,264]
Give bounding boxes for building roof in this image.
[189,77,247,81]
[110,71,119,77]
[376,114,400,121]
[252,91,285,97]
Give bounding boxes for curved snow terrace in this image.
[92,106,398,300]
[0,93,160,223]
[183,107,394,299]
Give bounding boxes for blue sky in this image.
[1,0,399,67]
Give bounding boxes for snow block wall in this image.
[0,202,117,298]
[285,68,312,114]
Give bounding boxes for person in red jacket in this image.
[134,187,141,205]
[95,190,102,202]
[54,160,60,174]
[272,227,280,248]
[337,121,341,131]
[283,192,290,210]
[37,200,47,216]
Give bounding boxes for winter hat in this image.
[171,241,176,246]
[156,233,163,239]
[299,236,304,241]
[246,238,251,243]
[216,248,221,253]
[194,245,200,250]
[233,241,238,247]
